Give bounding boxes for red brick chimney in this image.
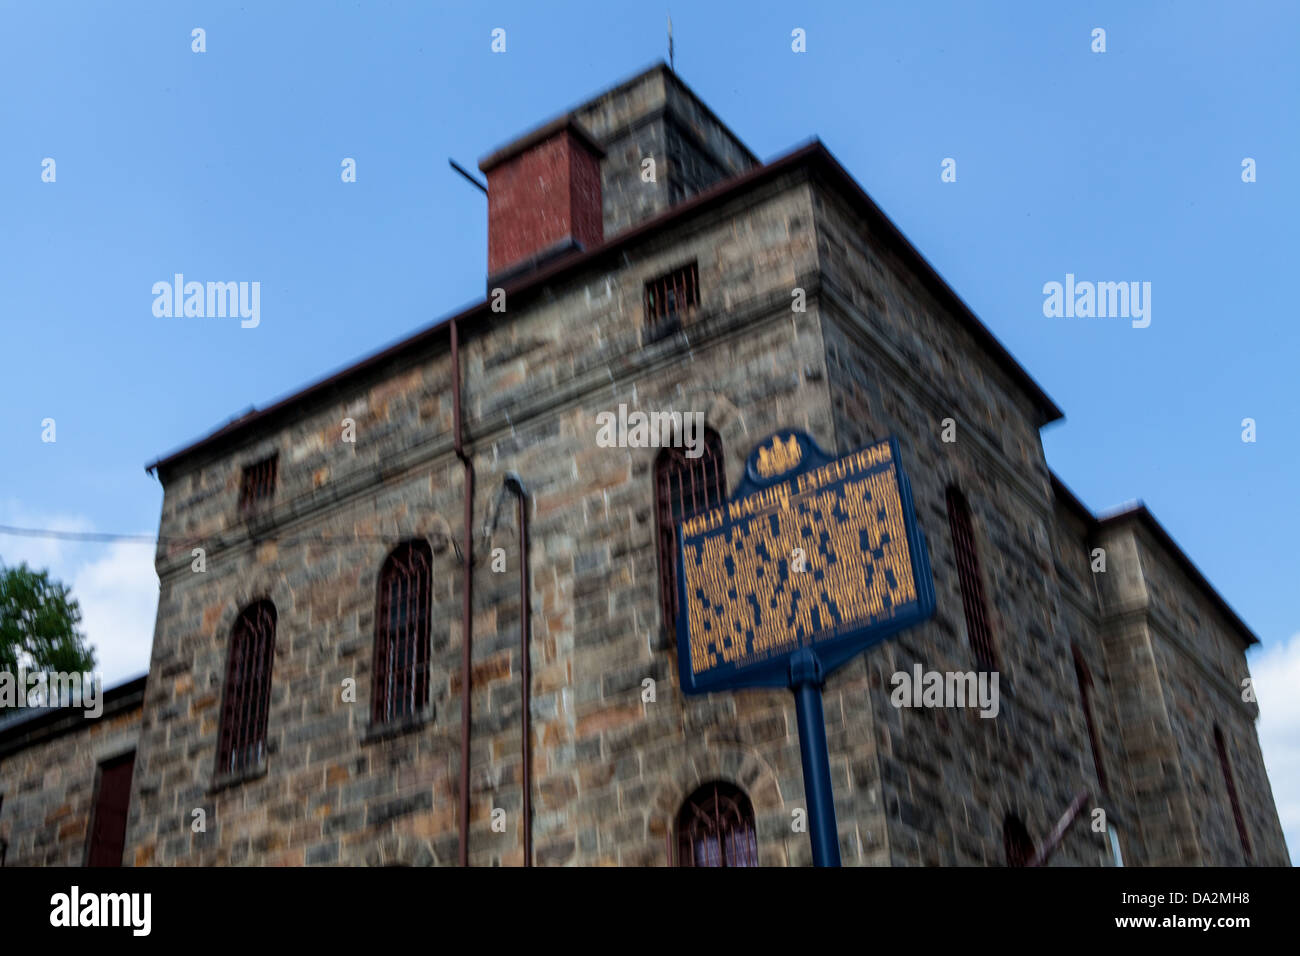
[479,116,605,282]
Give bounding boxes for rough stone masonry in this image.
[1,62,1285,867]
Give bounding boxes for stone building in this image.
[0,676,146,866]
[10,62,1283,867]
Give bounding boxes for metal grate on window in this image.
[1072,643,1108,793]
[946,487,998,671]
[372,540,433,725]
[644,261,699,340]
[216,601,277,776]
[654,431,726,631]
[676,782,759,867]
[238,455,278,512]
[1214,725,1252,863]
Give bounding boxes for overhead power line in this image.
[0,525,480,548]
[0,525,155,543]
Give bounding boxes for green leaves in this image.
[0,563,96,680]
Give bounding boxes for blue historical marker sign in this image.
[674,429,936,866]
[675,430,935,695]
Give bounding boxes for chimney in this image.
[479,116,605,285]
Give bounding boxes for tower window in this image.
[1213,725,1252,863]
[1071,643,1108,792]
[676,781,758,867]
[238,455,278,512]
[654,431,726,630]
[373,540,433,725]
[216,600,277,775]
[644,261,699,341]
[945,487,998,670]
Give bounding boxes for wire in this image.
[0,524,465,548]
[0,526,155,543]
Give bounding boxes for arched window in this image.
[216,600,277,775]
[1213,725,1252,863]
[1003,813,1034,867]
[654,430,726,629]
[373,540,433,724]
[945,486,997,670]
[676,781,758,867]
[1071,643,1108,792]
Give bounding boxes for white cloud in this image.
[72,541,158,684]
[0,502,157,686]
[1252,631,1300,865]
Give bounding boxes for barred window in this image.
[1071,643,1108,793]
[644,261,699,341]
[372,540,433,724]
[676,781,758,867]
[945,486,998,670]
[1213,725,1252,863]
[216,601,277,776]
[654,430,726,630]
[238,454,278,512]
[1003,814,1034,867]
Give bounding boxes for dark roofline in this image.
[1049,472,1095,526]
[1100,505,1260,648]
[478,115,606,173]
[146,139,1062,478]
[805,145,1063,425]
[1049,472,1259,648]
[0,673,147,759]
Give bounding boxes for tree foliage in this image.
[0,563,96,676]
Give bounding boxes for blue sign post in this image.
[675,430,935,866]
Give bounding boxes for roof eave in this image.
[145,140,1064,476]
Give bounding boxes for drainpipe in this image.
[451,317,475,867]
[502,473,532,865]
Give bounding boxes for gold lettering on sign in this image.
[681,451,916,678]
[756,434,802,478]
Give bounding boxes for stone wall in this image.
[1129,523,1288,865]
[574,64,756,237]
[0,690,143,866]
[133,174,845,866]
[125,71,1287,867]
[814,186,1108,867]
[1046,498,1145,863]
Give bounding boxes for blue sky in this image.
[2,1,1296,860]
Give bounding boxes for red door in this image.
[87,752,135,867]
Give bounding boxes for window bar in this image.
[1214,726,1252,863]
[374,542,432,724]
[217,601,275,775]
[1072,646,1108,793]
[947,488,997,671]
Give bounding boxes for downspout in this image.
[451,318,475,867]
[502,473,532,865]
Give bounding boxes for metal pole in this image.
[789,649,841,867]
